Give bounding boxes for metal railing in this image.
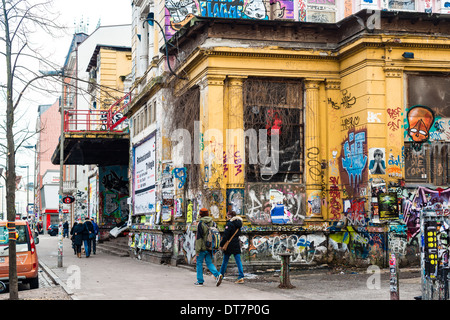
[64,92,131,133]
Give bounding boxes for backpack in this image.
[202,222,221,251]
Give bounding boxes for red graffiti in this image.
[329,176,341,220]
[345,199,366,226]
[387,107,401,120]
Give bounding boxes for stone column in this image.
[304,79,323,219]
[325,79,341,221]
[199,75,227,219]
[384,67,404,181]
[226,76,247,186]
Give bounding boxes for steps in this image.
[96,236,130,257]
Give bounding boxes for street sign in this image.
[63,195,75,204]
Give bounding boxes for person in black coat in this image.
[216,211,245,285]
[82,217,95,258]
[71,222,85,258]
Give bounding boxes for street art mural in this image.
[226,188,244,214]
[405,105,435,150]
[99,165,129,227]
[246,233,327,263]
[339,128,368,197]
[164,0,297,38]
[129,232,174,258]
[244,183,305,225]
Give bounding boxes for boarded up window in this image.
[405,73,450,186]
[407,74,450,117]
[244,79,303,183]
[404,143,428,181]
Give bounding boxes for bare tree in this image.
[1,0,63,300]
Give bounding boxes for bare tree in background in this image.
[1,0,63,300]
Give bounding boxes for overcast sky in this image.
[50,0,132,63]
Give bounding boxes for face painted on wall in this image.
[407,105,435,143]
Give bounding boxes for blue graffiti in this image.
[173,167,187,188]
[342,131,367,186]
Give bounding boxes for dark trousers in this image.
[83,240,91,257]
[91,238,97,254]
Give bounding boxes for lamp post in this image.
[0,186,3,220]
[18,165,29,217]
[40,68,65,267]
[23,145,37,229]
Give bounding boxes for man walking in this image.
[82,217,95,257]
[194,208,221,286]
[91,218,99,254]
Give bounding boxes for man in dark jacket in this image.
[82,217,95,258]
[216,211,244,286]
[91,218,99,254]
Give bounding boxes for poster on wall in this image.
[133,132,156,214]
[369,148,386,175]
[388,0,415,10]
[378,192,399,220]
[88,176,98,221]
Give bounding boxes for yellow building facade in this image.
[127,10,450,268]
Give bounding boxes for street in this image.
[1,234,423,301]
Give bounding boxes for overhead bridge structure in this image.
[51,93,131,166]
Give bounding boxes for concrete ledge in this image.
[38,261,75,299]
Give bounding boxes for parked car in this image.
[0,220,39,290]
[47,224,58,236]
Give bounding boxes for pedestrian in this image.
[91,218,99,254]
[71,221,85,258]
[70,222,77,254]
[63,220,69,238]
[194,208,222,286]
[216,211,244,286]
[82,217,95,258]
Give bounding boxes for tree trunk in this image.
[2,0,19,300]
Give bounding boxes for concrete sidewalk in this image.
[37,235,288,300]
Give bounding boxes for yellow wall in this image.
[182,33,450,224]
[98,47,132,109]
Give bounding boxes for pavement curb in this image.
[38,260,75,299]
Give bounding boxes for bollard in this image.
[389,253,399,300]
[278,253,295,289]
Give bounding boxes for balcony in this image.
[51,93,131,166]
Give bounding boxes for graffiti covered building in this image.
[125,5,450,270]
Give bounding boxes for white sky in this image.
[49,0,132,63]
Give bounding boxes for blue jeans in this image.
[83,240,91,257]
[219,253,244,279]
[196,251,220,283]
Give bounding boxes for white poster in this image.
[133,133,156,214]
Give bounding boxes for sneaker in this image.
[194,281,204,286]
[216,274,223,287]
[235,278,244,284]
